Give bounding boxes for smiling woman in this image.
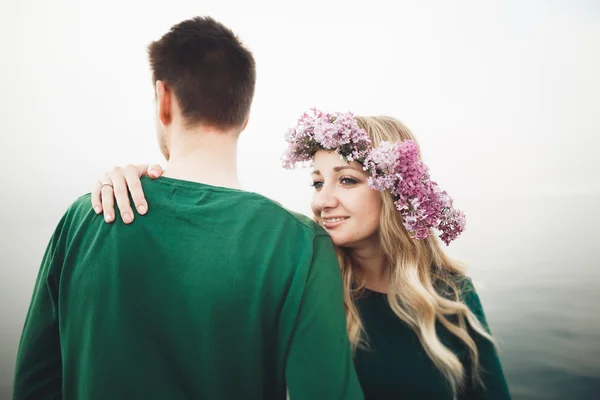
[311,155,382,247]
[90,109,512,399]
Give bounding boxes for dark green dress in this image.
[354,278,511,399]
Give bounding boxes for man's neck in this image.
[163,126,242,190]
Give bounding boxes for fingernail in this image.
[150,169,159,178]
[104,213,113,223]
[94,206,101,214]
[123,213,132,224]
[138,205,147,214]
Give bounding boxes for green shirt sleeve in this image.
[13,224,64,400]
[284,234,364,400]
[459,278,512,400]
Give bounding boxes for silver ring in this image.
[100,181,113,189]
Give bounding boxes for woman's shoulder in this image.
[436,270,488,326]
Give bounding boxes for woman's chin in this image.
[329,231,378,250]
[329,233,358,248]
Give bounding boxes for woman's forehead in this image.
[312,151,366,175]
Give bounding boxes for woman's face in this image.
[310,150,382,248]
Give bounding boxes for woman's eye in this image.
[311,181,324,190]
[340,177,358,186]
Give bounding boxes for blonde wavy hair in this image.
[337,116,495,396]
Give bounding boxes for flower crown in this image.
[282,109,372,168]
[282,108,466,245]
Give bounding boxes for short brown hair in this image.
[148,17,256,129]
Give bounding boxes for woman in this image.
[92,110,511,399]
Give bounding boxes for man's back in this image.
[13,177,363,399]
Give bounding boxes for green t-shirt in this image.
[13,177,364,400]
[353,277,511,399]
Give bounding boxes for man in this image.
[13,16,363,400]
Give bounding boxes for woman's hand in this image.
[91,164,164,224]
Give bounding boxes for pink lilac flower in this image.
[282,109,466,245]
[282,108,372,169]
[365,139,466,245]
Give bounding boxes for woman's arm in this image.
[460,278,512,400]
[91,164,163,223]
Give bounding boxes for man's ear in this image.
[156,80,172,126]
[241,116,249,132]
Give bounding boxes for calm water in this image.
[472,266,600,399]
[1,195,599,400]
